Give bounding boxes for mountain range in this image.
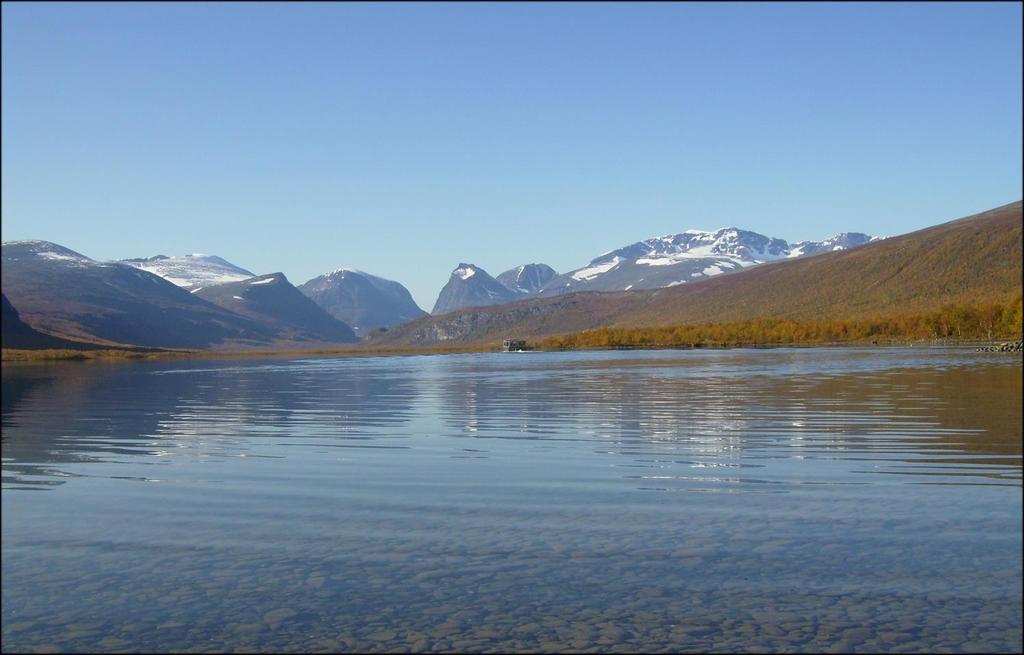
[536,228,879,297]
[1,241,356,350]
[372,201,1022,347]
[123,255,428,336]
[2,203,1019,352]
[1,242,426,349]
[426,229,878,314]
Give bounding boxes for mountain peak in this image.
[329,267,353,276]
[433,263,518,314]
[298,267,427,335]
[2,240,96,265]
[496,263,557,295]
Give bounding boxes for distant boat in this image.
[502,338,530,352]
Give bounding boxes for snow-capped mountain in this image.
[538,227,880,296]
[1,240,270,348]
[599,228,791,267]
[119,254,255,291]
[2,241,362,349]
[298,268,427,335]
[3,240,97,267]
[432,263,520,314]
[496,263,557,295]
[787,233,880,258]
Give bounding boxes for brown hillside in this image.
[375,201,1022,346]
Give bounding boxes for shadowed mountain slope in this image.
[195,273,359,344]
[2,241,359,350]
[1,241,283,349]
[372,201,1022,346]
[1,293,100,350]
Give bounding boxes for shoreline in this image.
[3,337,1021,366]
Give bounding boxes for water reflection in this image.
[428,351,1021,486]
[2,352,1022,489]
[2,358,422,489]
[2,349,1021,653]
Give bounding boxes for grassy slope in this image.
[622,200,1022,325]
[376,201,1022,346]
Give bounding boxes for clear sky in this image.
[2,2,1021,310]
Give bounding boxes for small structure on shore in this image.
[976,339,1023,353]
[502,338,530,352]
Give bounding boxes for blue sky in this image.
[2,2,1021,310]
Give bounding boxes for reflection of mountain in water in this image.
[2,353,1020,490]
[1,359,420,488]
[434,358,746,451]
[792,365,1022,468]
[431,355,1022,483]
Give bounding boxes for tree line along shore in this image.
[536,296,1023,351]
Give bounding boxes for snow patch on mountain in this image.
[496,263,557,295]
[572,256,623,281]
[636,256,675,266]
[787,233,881,258]
[39,251,87,262]
[537,226,880,298]
[120,254,255,290]
[2,240,97,266]
[432,263,520,314]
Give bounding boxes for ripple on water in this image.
[1,348,1021,652]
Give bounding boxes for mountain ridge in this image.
[1,241,356,350]
[372,201,1022,347]
[536,228,879,297]
[5,202,1018,352]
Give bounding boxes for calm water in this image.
[2,348,1021,653]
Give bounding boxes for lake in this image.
[2,348,1021,653]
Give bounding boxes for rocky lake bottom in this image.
[2,347,1021,653]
